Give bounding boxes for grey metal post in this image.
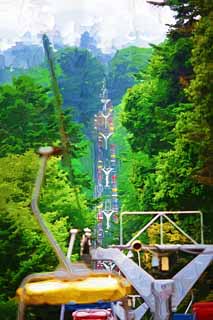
[137,251,141,268]
[200,211,204,244]
[67,229,79,262]
[59,229,78,320]
[160,215,163,245]
[152,280,174,320]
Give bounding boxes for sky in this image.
[0,0,175,52]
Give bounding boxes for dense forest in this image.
[0,0,212,318]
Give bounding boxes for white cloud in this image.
[0,0,175,52]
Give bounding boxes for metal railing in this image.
[119,211,204,246]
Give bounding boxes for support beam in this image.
[92,245,213,320]
[92,247,155,310]
[134,302,149,320]
[172,247,213,308]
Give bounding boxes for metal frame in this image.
[120,211,204,246]
[92,245,213,320]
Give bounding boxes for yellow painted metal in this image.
[161,256,169,271]
[16,273,131,305]
[131,240,142,252]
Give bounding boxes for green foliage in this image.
[0,75,58,156]
[111,104,140,213]
[184,11,213,184]
[41,156,94,230]
[0,150,94,305]
[26,65,51,87]
[25,59,62,88]
[0,151,63,298]
[107,46,152,105]
[121,37,193,154]
[0,300,17,320]
[120,0,213,253]
[0,74,86,159]
[0,0,212,312]
[151,4,213,223]
[57,47,105,125]
[148,222,188,244]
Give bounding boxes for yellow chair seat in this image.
[16,273,131,305]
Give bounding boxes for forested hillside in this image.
[56,47,105,125]
[0,34,152,316]
[119,0,213,234]
[0,72,94,318]
[114,0,213,304]
[0,45,152,131]
[107,46,152,105]
[0,0,212,318]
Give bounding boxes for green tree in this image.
[185,8,213,185]
[57,47,105,126]
[0,75,58,156]
[111,104,140,213]
[107,46,152,105]
[0,151,94,315]
[0,74,85,158]
[120,0,213,241]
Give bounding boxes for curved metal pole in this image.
[184,291,194,314]
[31,147,72,273]
[17,148,77,320]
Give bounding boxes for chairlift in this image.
[16,147,131,320]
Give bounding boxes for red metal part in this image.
[192,302,213,320]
